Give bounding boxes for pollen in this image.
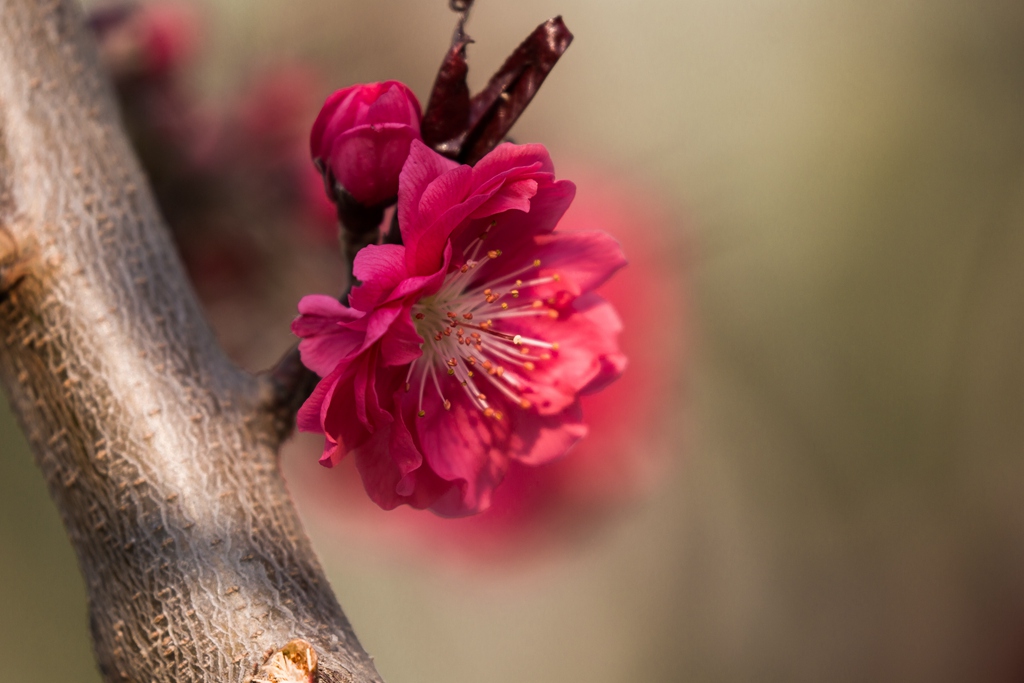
[443,400,451,410]
[418,410,426,417]
[462,313,473,320]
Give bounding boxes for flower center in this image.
[409,228,561,419]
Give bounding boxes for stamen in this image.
[407,237,566,422]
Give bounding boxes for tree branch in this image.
[0,2,383,681]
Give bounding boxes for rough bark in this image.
[0,2,383,682]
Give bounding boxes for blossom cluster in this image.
[296,82,627,516]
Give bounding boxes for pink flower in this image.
[287,162,685,561]
[310,81,423,207]
[293,140,627,516]
[94,2,201,80]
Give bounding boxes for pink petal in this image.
[509,295,625,414]
[310,87,358,159]
[349,244,409,311]
[529,230,627,297]
[470,142,555,182]
[380,312,424,367]
[412,389,510,516]
[296,364,343,434]
[292,295,366,377]
[508,400,588,466]
[468,178,539,218]
[366,83,423,130]
[330,123,420,205]
[397,140,460,241]
[354,390,451,510]
[448,180,576,262]
[294,294,362,327]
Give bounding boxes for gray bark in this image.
[0,1,383,681]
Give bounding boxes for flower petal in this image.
[349,244,409,311]
[330,123,420,205]
[397,140,461,242]
[470,142,555,181]
[411,386,510,516]
[293,295,366,377]
[508,400,588,466]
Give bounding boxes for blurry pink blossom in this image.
[310,81,423,206]
[293,140,626,517]
[94,2,201,80]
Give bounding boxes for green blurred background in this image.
[5,1,1024,681]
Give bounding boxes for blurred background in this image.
[4,0,1024,681]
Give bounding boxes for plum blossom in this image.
[294,140,626,516]
[310,81,422,206]
[289,163,685,561]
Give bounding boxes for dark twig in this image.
[421,15,573,164]
[460,17,573,164]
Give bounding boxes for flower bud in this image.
[310,81,422,207]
